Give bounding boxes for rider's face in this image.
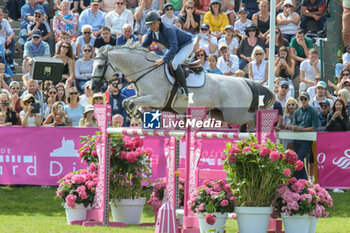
[149,21,161,32]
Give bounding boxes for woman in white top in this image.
[20,94,42,127]
[276,0,300,42]
[248,46,268,85]
[218,25,239,55]
[105,0,134,36]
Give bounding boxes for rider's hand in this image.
[154,59,164,66]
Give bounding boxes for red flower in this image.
[205,213,216,225]
[229,146,241,154]
[229,156,236,163]
[91,150,97,157]
[285,150,298,165]
[283,169,291,177]
[259,146,271,157]
[295,160,304,171]
[269,151,280,162]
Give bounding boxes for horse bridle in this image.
[94,51,161,85]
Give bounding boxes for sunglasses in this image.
[166,8,173,11]
[187,7,194,9]
[288,103,295,107]
[247,29,256,32]
[300,97,308,101]
[84,49,91,52]
[342,73,350,76]
[284,5,293,8]
[49,91,57,94]
[116,2,124,5]
[61,45,69,49]
[33,36,40,39]
[320,104,328,108]
[11,87,20,90]
[94,97,103,100]
[70,92,78,95]
[197,54,204,57]
[281,85,289,89]
[112,83,119,88]
[345,84,350,87]
[211,2,220,5]
[83,31,91,34]
[34,14,41,18]
[131,123,140,126]
[201,28,208,31]
[255,53,263,56]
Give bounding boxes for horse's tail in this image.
[243,79,276,112]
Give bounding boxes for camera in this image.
[31,102,40,114]
[280,55,285,59]
[200,33,208,39]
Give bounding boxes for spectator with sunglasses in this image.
[79,0,106,37]
[317,99,330,131]
[107,78,128,122]
[281,97,299,148]
[276,80,291,112]
[27,9,54,56]
[54,42,76,84]
[76,25,96,59]
[277,0,301,42]
[64,87,84,127]
[203,0,229,39]
[0,93,18,126]
[193,23,218,56]
[75,45,95,92]
[9,81,22,115]
[178,1,200,35]
[161,3,178,25]
[290,92,319,180]
[43,86,59,119]
[22,29,50,74]
[310,81,334,110]
[20,93,42,127]
[105,0,134,36]
[192,49,209,69]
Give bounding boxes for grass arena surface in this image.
[0,186,349,233]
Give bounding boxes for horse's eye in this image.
[98,64,104,69]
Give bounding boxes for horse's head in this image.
[91,46,115,93]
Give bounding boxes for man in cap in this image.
[79,0,106,37]
[310,80,333,109]
[290,91,319,180]
[217,42,239,76]
[234,7,251,38]
[240,0,259,19]
[317,99,330,131]
[193,23,218,56]
[276,80,290,112]
[142,10,194,99]
[22,29,50,74]
[27,9,54,55]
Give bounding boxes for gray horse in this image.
[91,41,275,127]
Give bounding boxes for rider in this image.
[142,11,194,99]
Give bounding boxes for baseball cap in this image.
[279,80,289,87]
[84,105,95,114]
[283,0,293,7]
[299,91,310,99]
[200,23,210,29]
[218,42,228,51]
[91,0,100,4]
[210,0,221,4]
[163,3,174,9]
[225,25,234,31]
[319,99,330,106]
[9,81,20,88]
[32,29,42,37]
[34,9,44,15]
[238,7,248,13]
[84,80,92,89]
[316,81,327,89]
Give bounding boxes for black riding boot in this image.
[174,66,188,98]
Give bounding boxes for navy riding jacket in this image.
[142,23,193,63]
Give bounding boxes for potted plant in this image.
[188,179,236,233]
[275,178,333,233]
[56,169,98,224]
[222,136,303,233]
[148,177,185,222]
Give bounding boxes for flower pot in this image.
[64,203,88,225]
[308,217,318,233]
[281,213,312,233]
[234,206,273,233]
[196,212,228,233]
[110,198,146,225]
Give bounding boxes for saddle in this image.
[167,60,203,78]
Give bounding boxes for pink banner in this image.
[0,127,97,185]
[317,131,350,189]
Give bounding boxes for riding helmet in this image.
[145,11,161,24]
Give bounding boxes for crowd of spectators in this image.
[0,0,348,136]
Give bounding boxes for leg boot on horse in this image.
[174,66,188,100]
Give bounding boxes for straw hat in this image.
[88,92,106,105]
[20,93,35,108]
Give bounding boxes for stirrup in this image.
[178,87,188,100]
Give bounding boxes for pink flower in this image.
[203,180,211,186]
[229,146,241,154]
[198,203,205,211]
[144,148,153,157]
[270,151,280,161]
[242,147,252,153]
[259,146,271,157]
[229,156,236,163]
[283,169,291,177]
[126,152,138,163]
[66,194,77,208]
[84,146,91,152]
[71,174,85,184]
[89,163,97,172]
[232,213,237,219]
[220,199,229,207]
[120,151,127,159]
[122,139,135,150]
[133,137,144,147]
[63,172,74,180]
[79,151,86,158]
[85,180,94,190]
[205,213,216,225]
[295,160,304,171]
[91,151,97,157]
[77,186,88,199]
[285,150,298,165]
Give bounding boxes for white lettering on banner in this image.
[13,165,18,175]
[50,161,63,176]
[332,149,350,169]
[72,162,76,172]
[317,153,326,169]
[0,148,11,154]
[27,156,37,176]
[0,166,2,175]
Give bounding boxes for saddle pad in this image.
[164,65,205,88]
